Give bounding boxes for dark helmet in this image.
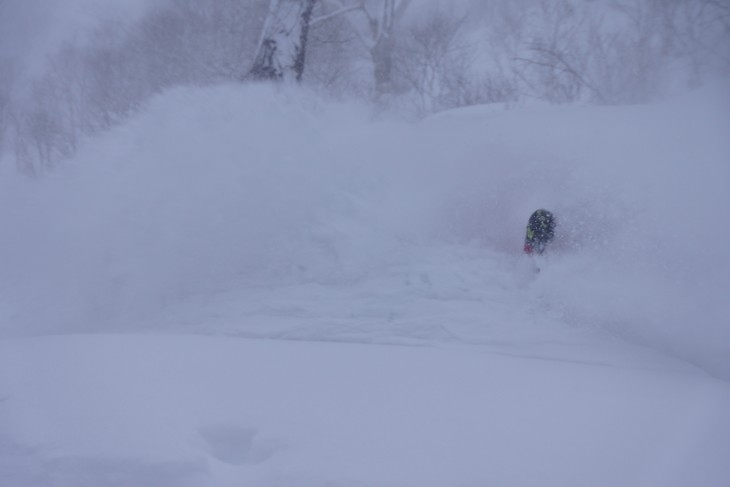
[529,209,555,229]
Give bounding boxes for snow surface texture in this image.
[1,82,730,486]
[2,335,729,487]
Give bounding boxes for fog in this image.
[0,0,163,73]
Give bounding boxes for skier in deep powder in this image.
[524,209,556,255]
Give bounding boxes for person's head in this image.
[530,209,555,228]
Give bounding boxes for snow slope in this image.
[2,334,729,487]
[1,82,729,485]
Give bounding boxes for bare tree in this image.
[395,9,474,115]
[320,0,412,99]
[40,45,89,150]
[18,107,66,171]
[248,0,319,82]
[304,13,367,97]
[514,0,599,103]
[6,0,271,173]
[84,25,147,131]
[8,48,84,174]
[133,0,267,86]
[658,0,730,79]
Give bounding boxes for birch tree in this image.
[248,0,318,82]
[320,0,412,98]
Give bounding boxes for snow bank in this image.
[0,81,728,376]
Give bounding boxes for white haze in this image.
[0,81,728,379]
[0,0,166,78]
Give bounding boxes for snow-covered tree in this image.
[248,0,318,82]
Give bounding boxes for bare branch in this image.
[311,3,362,25]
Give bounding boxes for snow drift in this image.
[0,82,728,376]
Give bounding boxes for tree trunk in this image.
[248,0,317,83]
[369,0,411,99]
[371,33,395,97]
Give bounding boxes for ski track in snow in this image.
[132,241,712,380]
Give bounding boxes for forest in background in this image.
[0,0,729,175]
